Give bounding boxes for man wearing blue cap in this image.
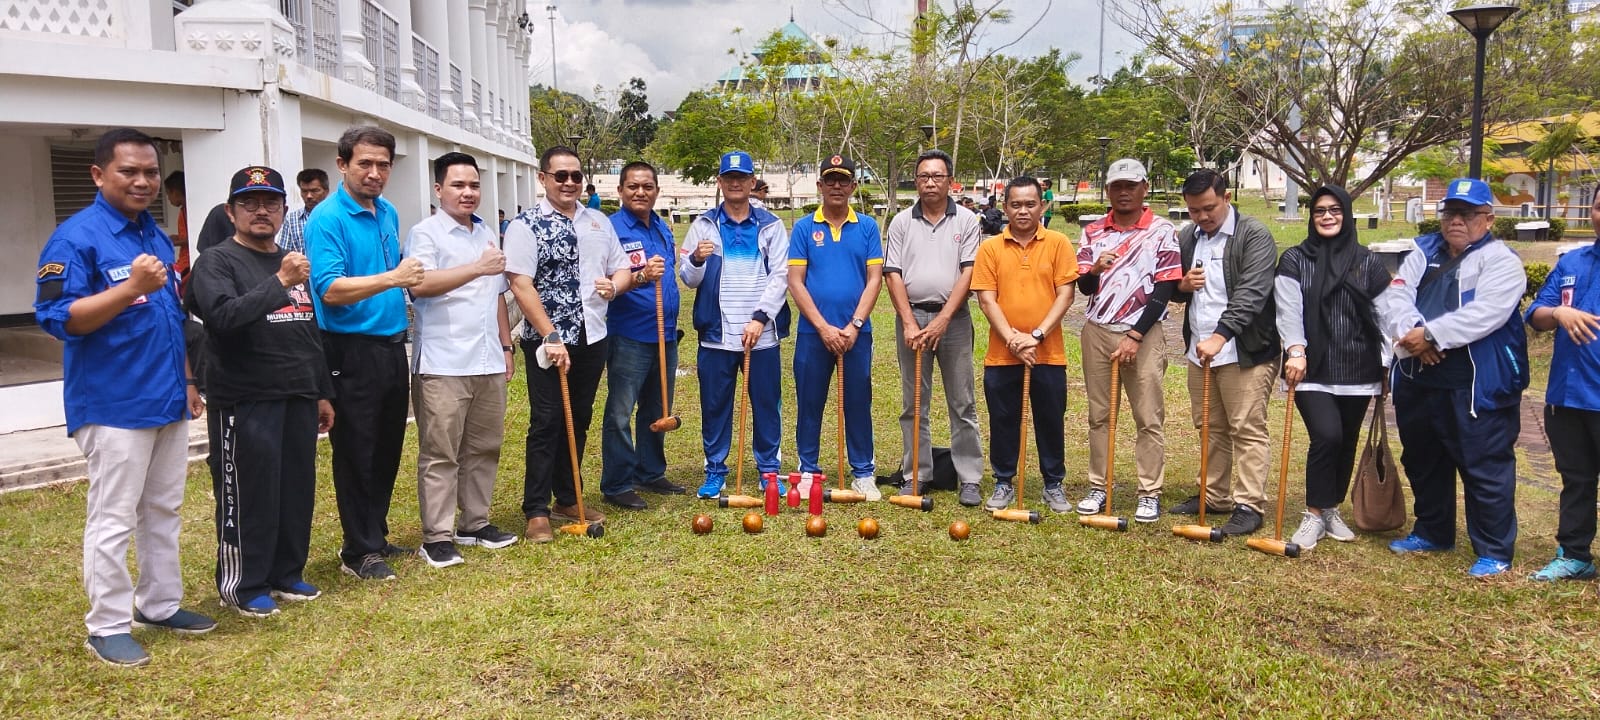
[188,165,335,616]
[788,154,884,501]
[1381,178,1528,578]
[680,150,791,499]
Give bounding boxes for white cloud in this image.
[525,0,1147,113]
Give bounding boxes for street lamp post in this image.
[1097,136,1112,202]
[1448,3,1519,180]
[546,4,558,91]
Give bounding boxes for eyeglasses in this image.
[915,173,950,183]
[545,170,584,184]
[234,197,285,212]
[1310,206,1343,218]
[1439,208,1491,222]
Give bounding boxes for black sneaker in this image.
[454,524,518,549]
[1167,495,1234,516]
[340,553,396,581]
[418,541,464,569]
[1218,506,1263,536]
[379,543,414,559]
[603,490,649,510]
[637,477,687,495]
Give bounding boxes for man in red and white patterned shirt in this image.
[1073,159,1183,523]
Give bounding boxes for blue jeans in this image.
[600,335,676,496]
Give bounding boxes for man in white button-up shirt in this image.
[405,152,519,568]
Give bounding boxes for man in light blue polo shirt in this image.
[1526,193,1600,582]
[35,128,214,666]
[601,161,685,510]
[788,154,884,501]
[305,125,425,581]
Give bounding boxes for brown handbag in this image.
[1351,394,1407,532]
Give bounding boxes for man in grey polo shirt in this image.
[884,149,985,506]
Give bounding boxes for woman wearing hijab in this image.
[1274,185,1394,549]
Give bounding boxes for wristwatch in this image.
[851,317,865,329]
[1422,326,1437,347]
[1287,348,1306,359]
[544,331,562,345]
[1031,329,1045,341]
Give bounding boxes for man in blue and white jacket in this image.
[679,150,791,498]
[1381,178,1529,578]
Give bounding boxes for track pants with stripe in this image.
[208,398,318,606]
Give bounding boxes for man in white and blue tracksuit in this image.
[679,151,791,498]
[1382,178,1528,578]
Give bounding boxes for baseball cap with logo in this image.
[228,166,288,197]
[1439,177,1492,207]
[719,151,754,176]
[1105,158,1148,185]
[820,154,856,180]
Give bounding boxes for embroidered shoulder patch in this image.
[38,263,65,279]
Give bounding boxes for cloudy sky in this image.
[522,0,1144,113]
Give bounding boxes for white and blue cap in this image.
[1439,177,1493,207]
[719,150,754,176]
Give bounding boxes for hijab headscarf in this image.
[1298,185,1372,378]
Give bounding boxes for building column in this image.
[447,0,475,131]
[481,1,502,141]
[467,0,490,136]
[378,0,425,112]
[338,0,377,91]
[414,0,455,123]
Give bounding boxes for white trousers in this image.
[75,421,189,637]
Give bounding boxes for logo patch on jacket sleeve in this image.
[37,263,65,280]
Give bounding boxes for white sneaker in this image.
[1289,511,1325,550]
[1321,507,1356,542]
[1075,488,1107,515]
[1134,496,1161,523]
[852,476,882,502]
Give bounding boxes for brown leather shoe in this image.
[524,516,554,544]
[551,503,606,524]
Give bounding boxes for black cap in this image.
[228,166,287,197]
[819,154,855,180]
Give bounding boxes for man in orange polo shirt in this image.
[972,176,1079,513]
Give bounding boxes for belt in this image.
[330,331,408,344]
[911,301,947,313]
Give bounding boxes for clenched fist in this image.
[475,243,506,276]
[127,254,168,295]
[691,240,716,263]
[389,257,425,288]
[277,251,310,288]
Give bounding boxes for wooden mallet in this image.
[827,352,867,504]
[557,366,603,539]
[1080,359,1128,532]
[888,347,932,512]
[993,364,1042,524]
[1173,359,1223,543]
[647,279,681,433]
[1247,383,1302,558]
[720,347,762,509]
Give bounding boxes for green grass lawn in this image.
[3,209,1596,718]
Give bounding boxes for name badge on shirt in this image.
[622,240,646,271]
[105,264,149,304]
[1561,275,1576,306]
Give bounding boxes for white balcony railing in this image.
[1,0,124,44]
[359,0,398,101]
[413,34,440,119]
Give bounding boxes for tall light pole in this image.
[1448,3,1519,180]
[546,4,558,91]
[1097,136,1112,202]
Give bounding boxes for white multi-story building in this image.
[0,0,538,434]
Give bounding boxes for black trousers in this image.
[983,364,1067,486]
[522,336,608,518]
[1293,391,1372,509]
[323,333,410,564]
[1547,404,1600,563]
[208,397,318,605]
[1393,382,1519,562]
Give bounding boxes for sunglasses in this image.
[545,170,584,184]
[1310,207,1343,218]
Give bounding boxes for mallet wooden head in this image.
[1172,524,1224,543]
[992,508,1042,524]
[1079,515,1129,531]
[1246,537,1301,558]
[888,494,933,512]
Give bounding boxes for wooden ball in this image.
[805,515,827,538]
[691,514,713,535]
[856,517,879,540]
[948,520,971,541]
[742,512,764,534]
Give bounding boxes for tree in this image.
[1116,0,1599,196]
[646,91,773,184]
[617,78,657,154]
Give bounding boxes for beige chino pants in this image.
[1081,322,1168,496]
[1185,358,1279,511]
[413,374,507,543]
